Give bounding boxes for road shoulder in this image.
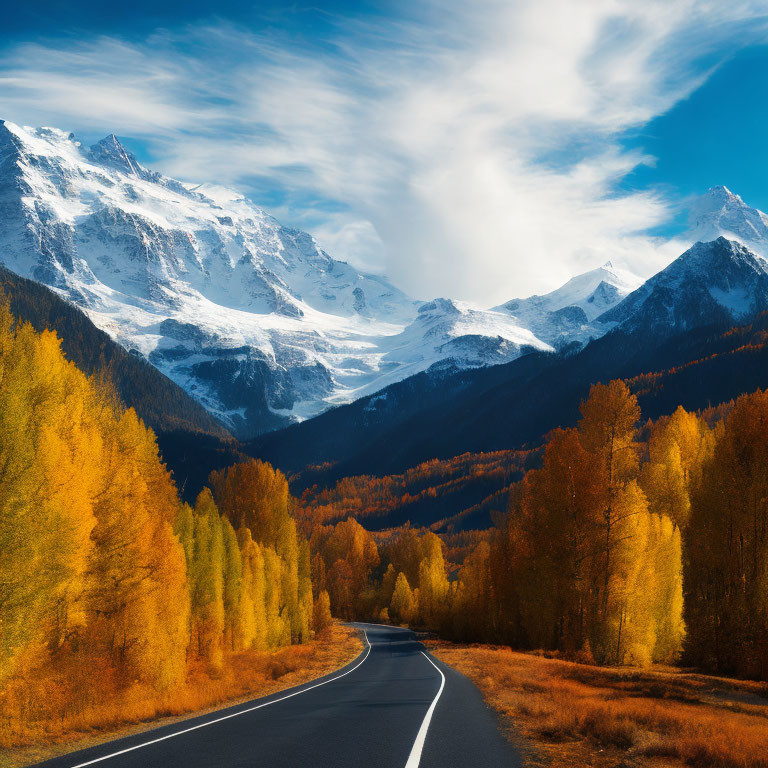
[5,624,363,768]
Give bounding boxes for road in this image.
[35,624,522,768]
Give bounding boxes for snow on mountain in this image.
[688,186,768,259]
[7,119,762,439]
[494,262,642,348]
[357,298,554,397]
[599,237,768,334]
[0,120,569,436]
[0,121,422,435]
[493,188,768,348]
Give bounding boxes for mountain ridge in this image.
[4,120,768,442]
[0,119,640,437]
[600,237,768,334]
[250,237,768,489]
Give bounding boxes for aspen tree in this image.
[686,391,768,679]
[641,406,713,530]
[0,307,95,681]
[417,532,449,629]
[313,590,333,633]
[221,517,243,651]
[452,541,492,641]
[390,572,415,625]
[238,527,269,651]
[190,490,225,669]
[578,382,643,663]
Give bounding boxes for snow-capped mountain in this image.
[4,119,766,438]
[0,121,421,434]
[600,237,768,334]
[371,298,554,388]
[0,120,578,436]
[495,262,642,348]
[688,185,768,258]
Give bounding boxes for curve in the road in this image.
[403,651,445,768]
[68,631,373,768]
[33,623,521,768]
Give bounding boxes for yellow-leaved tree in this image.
[0,308,96,683]
[390,572,416,625]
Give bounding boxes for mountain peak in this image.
[703,185,748,209]
[418,297,461,316]
[685,237,768,273]
[0,118,424,438]
[708,184,737,199]
[600,236,768,334]
[688,187,768,259]
[687,236,748,259]
[97,133,122,150]
[89,133,151,180]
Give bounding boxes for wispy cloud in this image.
[1,0,766,302]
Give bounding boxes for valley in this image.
[3,124,768,768]
[5,4,768,768]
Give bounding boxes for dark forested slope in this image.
[250,312,768,490]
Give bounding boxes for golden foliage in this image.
[0,299,324,748]
[685,389,768,679]
[2,624,361,764]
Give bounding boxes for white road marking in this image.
[68,631,371,768]
[403,651,446,768]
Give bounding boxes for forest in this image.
[308,380,768,680]
[0,299,327,747]
[295,449,532,532]
[2,296,767,754]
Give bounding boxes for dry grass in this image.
[429,641,768,768]
[0,623,361,768]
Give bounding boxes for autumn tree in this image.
[450,541,492,641]
[184,489,225,669]
[311,518,379,619]
[417,532,449,629]
[0,307,96,682]
[484,383,685,666]
[511,428,600,652]
[640,406,713,530]
[0,296,336,743]
[83,403,189,688]
[0,297,190,692]
[210,460,311,644]
[685,390,768,679]
[390,573,416,625]
[221,517,243,652]
[237,527,268,651]
[209,460,290,549]
[313,590,333,634]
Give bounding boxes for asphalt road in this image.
[35,624,522,768]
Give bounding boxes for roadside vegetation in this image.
[0,298,345,755]
[309,380,768,682]
[1,623,360,768]
[430,642,768,768]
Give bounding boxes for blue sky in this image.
[621,44,768,219]
[2,1,768,302]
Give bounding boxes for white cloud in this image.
[0,0,766,303]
